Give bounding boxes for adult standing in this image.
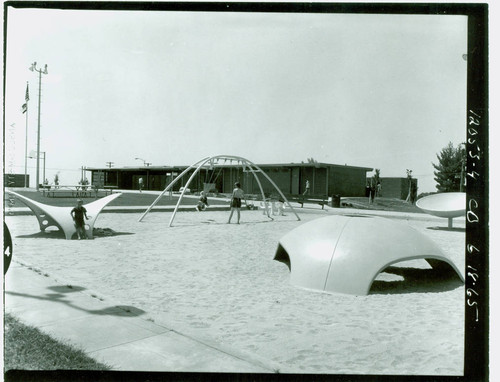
[303,180,310,195]
[138,177,144,193]
[228,182,246,224]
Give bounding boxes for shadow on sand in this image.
[16,231,67,239]
[7,284,146,317]
[16,228,134,240]
[426,226,465,233]
[370,266,463,295]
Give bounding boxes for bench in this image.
[286,195,329,209]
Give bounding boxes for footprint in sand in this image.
[190,321,210,328]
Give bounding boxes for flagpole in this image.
[24,82,29,188]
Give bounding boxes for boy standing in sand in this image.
[228,182,246,224]
[71,199,89,240]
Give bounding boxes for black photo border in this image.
[3,2,489,382]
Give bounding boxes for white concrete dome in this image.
[274,215,464,296]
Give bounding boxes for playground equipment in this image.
[274,215,464,296]
[416,192,466,228]
[139,155,301,226]
[5,190,122,240]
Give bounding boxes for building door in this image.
[291,167,300,194]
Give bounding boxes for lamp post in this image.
[135,157,146,166]
[23,82,30,188]
[29,62,48,191]
[135,158,151,190]
[29,151,46,185]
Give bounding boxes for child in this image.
[70,199,89,240]
[196,191,209,211]
[228,182,246,224]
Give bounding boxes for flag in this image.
[21,83,29,113]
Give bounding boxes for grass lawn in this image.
[341,196,424,214]
[6,189,425,213]
[3,313,111,371]
[4,189,229,208]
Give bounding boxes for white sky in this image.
[4,8,468,192]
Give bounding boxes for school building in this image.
[371,177,419,200]
[85,162,373,198]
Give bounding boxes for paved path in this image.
[4,263,276,372]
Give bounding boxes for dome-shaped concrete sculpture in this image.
[416,192,465,228]
[274,215,464,295]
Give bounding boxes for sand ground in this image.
[4,207,465,375]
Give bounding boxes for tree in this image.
[405,169,417,204]
[371,169,381,196]
[432,142,465,192]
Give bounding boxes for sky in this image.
[4,7,468,192]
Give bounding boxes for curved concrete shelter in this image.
[274,215,464,296]
[5,190,121,240]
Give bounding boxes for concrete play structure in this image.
[416,192,466,228]
[6,190,122,240]
[139,155,301,226]
[274,215,464,296]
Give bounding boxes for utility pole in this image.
[106,162,114,168]
[460,142,466,192]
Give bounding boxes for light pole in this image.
[29,62,48,190]
[29,151,46,185]
[23,82,30,187]
[135,157,146,166]
[135,158,152,190]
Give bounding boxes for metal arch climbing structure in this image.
[138,155,301,226]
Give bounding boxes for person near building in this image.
[303,180,310,195]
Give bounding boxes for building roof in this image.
[85,162,373,172]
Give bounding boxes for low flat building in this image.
[371,177,419,199]
[4,173,30,188]
[86,162,373,198]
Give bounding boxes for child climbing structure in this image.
[138,155,301,226]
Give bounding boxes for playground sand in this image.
[4,209,465,375]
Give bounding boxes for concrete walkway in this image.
[3,262,276,372]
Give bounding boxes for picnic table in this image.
[40,185,113,198]
[286,194,329,209]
